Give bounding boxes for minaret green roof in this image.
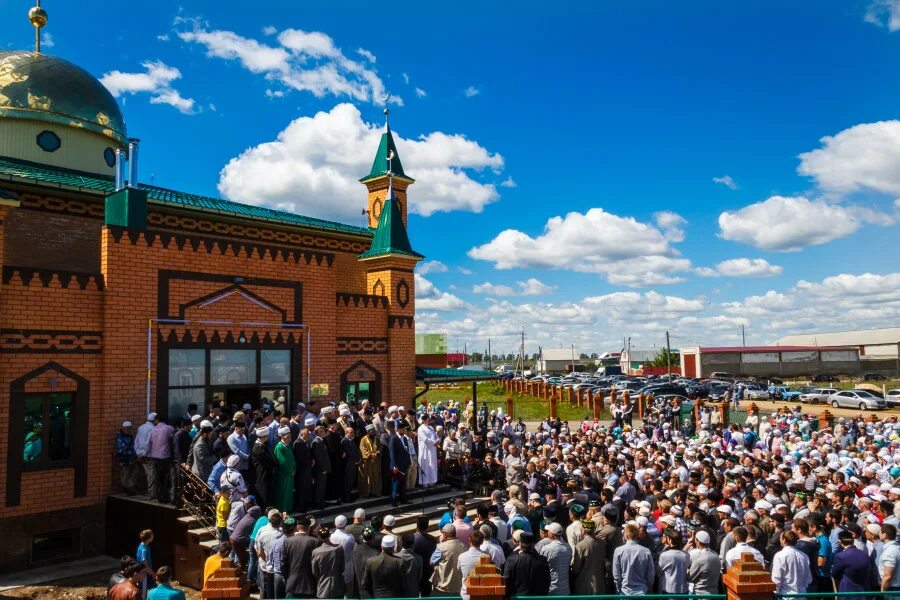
[358,194,423,260]
[360,126,412,182]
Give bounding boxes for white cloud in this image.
[722,290,794,316]
[464,86,480,97]
[469,208,692,286]
[100,60,196,114]
[157,33,170,42]
[218,103,505,223]
[177,25,399,105]
[798,120,900,195]
[402,72,410,84]
[713,175,737,190]
[415,274,468,311]
[415,87,427,98]
[262,26,277,36]
[865,0,900,31]
[696,258,783,278]
[653,211,687,242]
[473,278,554,297]
[356,48,376,63]
[500,176,517,188]
[717,195,890,251]
[418,260,448,275]
[457,267,473,276]
[41,32,54,49]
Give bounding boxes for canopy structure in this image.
[414,367,500,434]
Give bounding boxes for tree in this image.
[649,348,680,368]
[590,353,599,360]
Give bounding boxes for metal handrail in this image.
[175,463,216,535]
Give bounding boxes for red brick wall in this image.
[3,208,101,273]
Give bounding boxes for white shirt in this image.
[330,527,356,584]
[771,545,812,594]
[724,542,765,569]
[458,547,486,600]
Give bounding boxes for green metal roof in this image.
[358,193,422,260]
[416,367,500,383]
[0,157,372,237]
[360,126,411,182]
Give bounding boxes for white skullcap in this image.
[339,408,350,416]
[381,535,396,549]
[122,421,133,428]
[383,515,396,527]
[200,420,213,429]
[388,406,398,413]
[268,509,280,519]
[242,403,252,411]
[227,455,240,468]
[277,426,291,437]
[256,426,269,437]
[695,530,711,545]
[191,414,202,422]
[147,412,158,421]
[716,505,732,514]
[334,515,347,528]
[636,516,649,526]
[868,524,883,535]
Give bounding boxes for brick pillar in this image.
[202,557,249,599]
[719,401,728,425]
[550,394,558,419]
[592,389,601,419]
[566,387,572,405]
[465,555,504,600]
[694,399,701,429]
[610,388,617,407]
[819,410,833,430]
[506,395,514,419]
[722,552,775,600]
[622,391,631,417]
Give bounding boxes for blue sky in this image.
[4,0,900,356]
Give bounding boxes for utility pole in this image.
[666,331,672,382]
[741,325,746,347]
[488,338,492,371]
[571,344,576,374]
[627,337,632,376]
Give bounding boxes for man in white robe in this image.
[417,414,439,487]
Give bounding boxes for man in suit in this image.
[503,532,551,598]
[292,427,313,512]
[310,425,331,510]
[249,427,275,509]
[362,535,406,598]
[412,516,438,596]
[831,530,871,592]
[280,516,321,599]
[388,421,411,506]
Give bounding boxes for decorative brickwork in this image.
[0,328,102,353]
[335,292,388,309]
[2,265,104,290]
[336,337,388,354]
[201,557,249,599]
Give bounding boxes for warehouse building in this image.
[777,328,900,376]
[679,345,860,379]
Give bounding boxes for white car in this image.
[800,388,838,404]
[829,390,887,410]
[887,389,900,408]
[744,386,769,400]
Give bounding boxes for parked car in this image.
[829,390,887,410]
[800,388,838,404]
[811,374,840,383]
[710,371,735,381]
[770,385,807,401]
[887,389,900,407]
[863,373,889,382]
[743,383,769,400]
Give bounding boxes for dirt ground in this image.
[0,571,201,600]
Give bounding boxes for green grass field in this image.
[415,381,610,422]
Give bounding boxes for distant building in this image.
[620,349,656,375]
[679,345,860,379]
[536,348,581,373]
[776,328,900,376]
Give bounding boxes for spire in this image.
[28,1,48,54]
[358,193,422,261]
[361,108,410,182]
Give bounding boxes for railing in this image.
[175,463,216,535]
[519,596,727,599]
[776,594,900,600]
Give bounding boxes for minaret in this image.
[360,108,414,229]
[358,112,423,407]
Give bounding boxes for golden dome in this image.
[0,50,127,145]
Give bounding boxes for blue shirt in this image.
[816,534,833,577]
[136,542,153,593]
[148,583,185,600]
[207,460,226,492]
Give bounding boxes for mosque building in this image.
[0,3,424,570]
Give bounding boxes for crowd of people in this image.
[109,394,900,599]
